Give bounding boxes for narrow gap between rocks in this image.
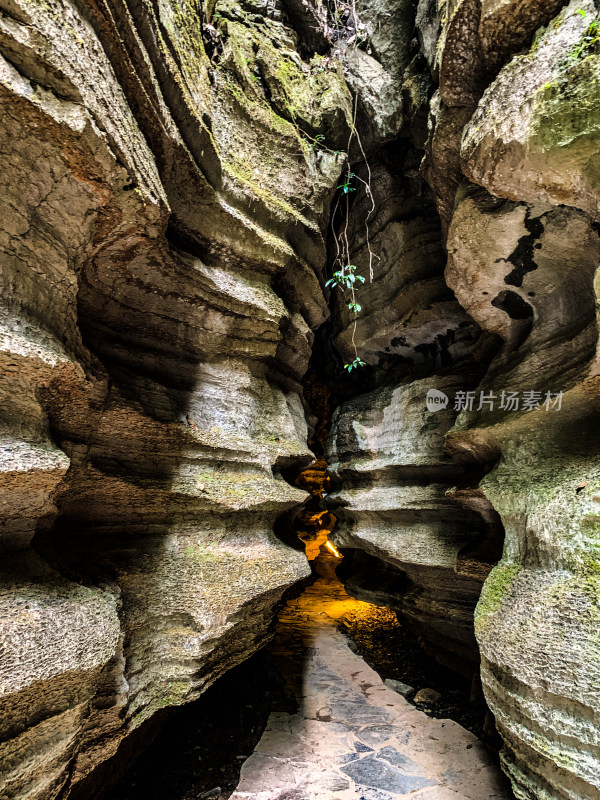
[93,97,509,797]
[99,369,507,800]
[91,90,511,795]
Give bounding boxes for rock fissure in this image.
[501,209,545,289]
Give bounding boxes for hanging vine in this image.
[327,97,378,372]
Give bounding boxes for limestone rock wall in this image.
[4,1,600,799]
[324,0,498,680]
[326,374,502,676]
[447,3,600,797]
[325,2,600,799]
[0,0,353,796]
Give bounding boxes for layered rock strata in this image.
[0,0,352,796]
[4,1,600,800]
[325,2,600,799]
[447,4,600,798]
[326,375,503,677]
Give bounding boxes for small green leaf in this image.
[577,8,587,17]
[344,356,366,373]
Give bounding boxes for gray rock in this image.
[341,753,437,793]
[377,745,429,773]
[416,0,440,74]
[384,679,415,698]
[342,48,404,141]
[462,0,600,220]
[326,374,490,677]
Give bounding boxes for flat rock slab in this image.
[230,556,513,800]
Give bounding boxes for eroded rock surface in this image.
[326,375,502,677]
[0,0,351,795]
[4,1,600,799]
[323,3,600,799]
[462,0,600,219]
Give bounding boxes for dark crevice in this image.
[501,209,545,287]
[96,652,279,800]
[491,290,534,321]
[312,114,509,765]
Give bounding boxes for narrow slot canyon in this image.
[2,1,600,800]
[99,449,509,800]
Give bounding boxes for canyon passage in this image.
[1,1,600,800]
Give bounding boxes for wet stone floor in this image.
[229,552,513,800]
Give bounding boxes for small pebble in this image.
[414,688,442,704]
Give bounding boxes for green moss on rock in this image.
[531,54,600,153]
[475,562,521,633]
